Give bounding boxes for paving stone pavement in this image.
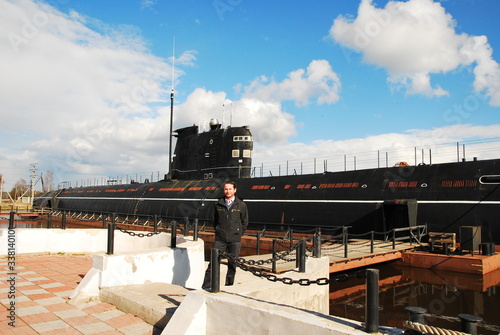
[0,254,162,334]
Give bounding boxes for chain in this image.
[221,251,366,286]
[115,225,169,238]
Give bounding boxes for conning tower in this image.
[170,118,253,180]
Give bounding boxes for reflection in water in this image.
[0,222,36,228]
[329,262,500,335]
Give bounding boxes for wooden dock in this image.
[240,239,417,274]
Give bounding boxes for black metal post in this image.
[343,226,349,258]
[370,230,375,254]
[47,213,52,229]
[256,232,261,255]
[61,211,67,230]
[193,219,198,241]
[8,211,15,230]
[184,217,189,236]
[106,214,116,255]
[392,229,396,249]
[313,231,321,258]
[289,229,293,250]
[272,239,277,273]
[298,238,306,272]
[405,306,427,324]
[365,268,379,333]
[170,220,177,248]
[153,215,158,234]
[210,248,220,293]
[458,314,483,335]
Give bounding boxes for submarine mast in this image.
[168,38,175,177]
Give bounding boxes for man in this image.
[202,181,249,289]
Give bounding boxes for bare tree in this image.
[42,170,55,192]
[10,178,29,200]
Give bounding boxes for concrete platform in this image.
[100,257,331,332]
[98,261,241,329]
[101,282,189,329]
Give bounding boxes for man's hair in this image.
[224,181,237,189]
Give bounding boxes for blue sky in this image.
[1,0,500,191]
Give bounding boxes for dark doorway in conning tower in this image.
[382,199,418,233]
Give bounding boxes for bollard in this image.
[256,231,261,255]
[272,239,277,273]
[193,219,198,241]
[313,231,321,258]
[443,242,449,255]
[61,211,67,230]
[106,215,115,255]
[8,211,15,230]
[365,268,379,333]
[154,215,158,234]
[405,306,427,324]
[458,314,482,335]
[170,220,177,248]
[343,226,349,258]
[210,248,220,293]
[289,229,293,250]
[47,213,52,229]
[297,238,306,272]
[370,231,374,254]
[392,230,396,249]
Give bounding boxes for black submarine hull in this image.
[35,158,500,243]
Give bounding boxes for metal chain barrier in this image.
[221,250,366,286]
[115,225,169,237]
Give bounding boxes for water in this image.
[329,262,500,335]
[207,244,500,334]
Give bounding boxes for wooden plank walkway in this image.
[240,239,417,274]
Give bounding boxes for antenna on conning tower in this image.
[230,102,233,127]
[222,103,225,127]
[168,37,175,177]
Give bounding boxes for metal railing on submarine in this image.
[16,208,426,258]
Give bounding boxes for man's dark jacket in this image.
[213,196,249,243]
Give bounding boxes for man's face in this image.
[223,183,236,199]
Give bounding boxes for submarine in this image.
[35,118,500,243]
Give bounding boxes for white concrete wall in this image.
[223,256,330,314]
[163,257,336,335]
[70,240,205,303]
[0,228,173,255]
[95,241,205,289]
[163,256,386,335]
[0,228,206,304]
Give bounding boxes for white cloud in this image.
[0,0,176,188]
[174,50,198,67]
[172,89,296,145]
[140,0,157,10]
[241,59,341,106]
[330,0,500,104]
[1,0,498,192]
